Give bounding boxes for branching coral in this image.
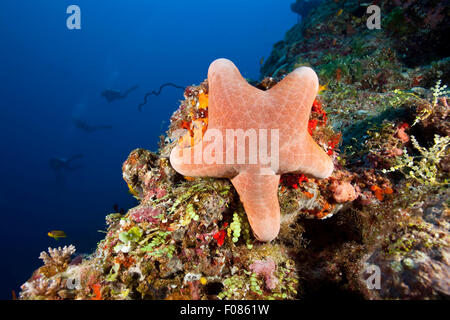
[20,277,62,299]
[383,134,449,186]
[38,245,76,278]
[413,80,449,126]
[19,246,76,299]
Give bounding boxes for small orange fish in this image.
[260,57,264,65]
[127,183,139,197]
[184,176,196,181]
[48,230,67,240]
[337,8,343,16]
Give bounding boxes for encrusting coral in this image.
[19,0,449,300]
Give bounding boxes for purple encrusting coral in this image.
[249,259,278,290]
[129,206,162,224]
[19,0,449,300]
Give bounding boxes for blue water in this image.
[0,0,296,299]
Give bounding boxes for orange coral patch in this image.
[198,92,209,109]
[91,284,102,300]
[114,255,135,269]
[303,191,314,199]
[316,202,334,219]
[178,120,207,148]
[370,185,393,201]
[370,185,384,201]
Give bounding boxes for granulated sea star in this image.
[170,59,333,241]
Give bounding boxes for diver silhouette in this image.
[74,119,112,133]
[101,85,139,102]
[49,154,84,172]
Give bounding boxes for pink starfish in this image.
[170,59,333,241]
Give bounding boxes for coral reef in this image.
[20,246,76,299]
[20,0,448,300]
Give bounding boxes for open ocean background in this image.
[0,0,297,299]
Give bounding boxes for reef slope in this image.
[20,0,449,300]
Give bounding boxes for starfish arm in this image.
[208,58,263,128]
[268,66,319,128]
[169,142,237,178]
[280,134,334,178]
[231,172,281,242]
